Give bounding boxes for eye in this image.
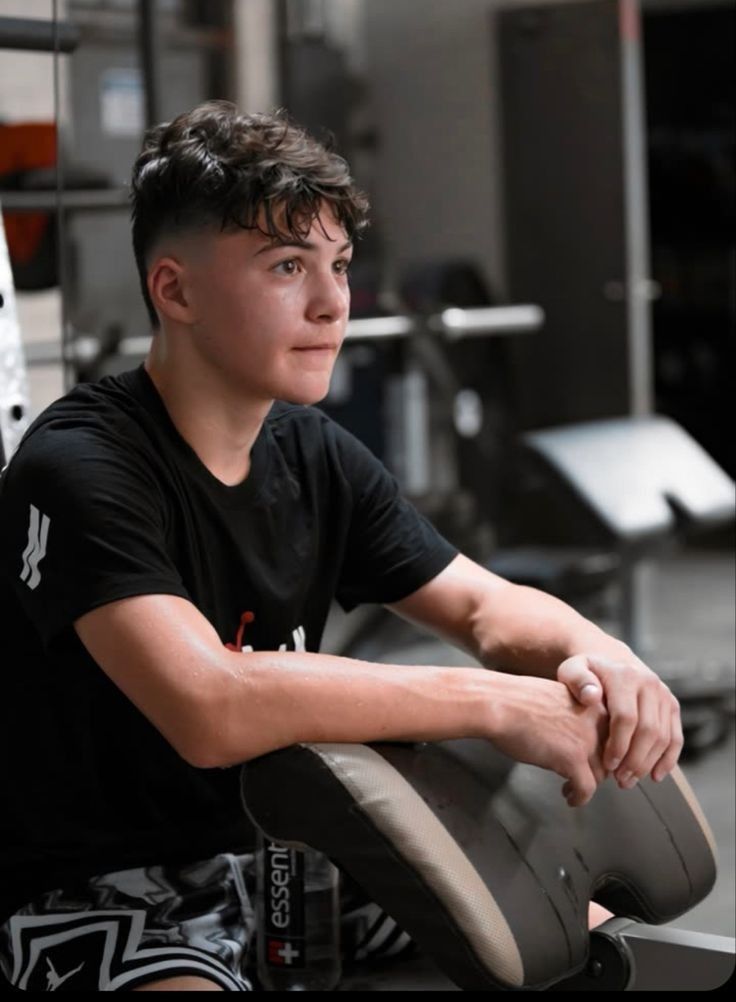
[334,258,352,277]
[273,258,301,276]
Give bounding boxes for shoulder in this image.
[2,370,160,500]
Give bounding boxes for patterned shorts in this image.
[0,854,414,991]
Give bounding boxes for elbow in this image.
[183,739,260,771]
[177,711,253,770]
[170,722,228,771]
[159,686,243,770]
[176,679,268,770]
[176,651,288,769]
[469,592,507,668]
[181,741,228,771]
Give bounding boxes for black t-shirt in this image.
[0,365,457,920]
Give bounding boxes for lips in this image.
[292,344,338,351]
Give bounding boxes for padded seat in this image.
[241,740,717,991]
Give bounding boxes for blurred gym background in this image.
[0,0,733,940]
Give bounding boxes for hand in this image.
[490,673,610,809]
[557,649,684,791]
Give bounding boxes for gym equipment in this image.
[517,415,735,647]
[0,15,78,53]
[498,417,736,753]
[0,214,31,470]
[0,11,80,470]
[242,740,735,991]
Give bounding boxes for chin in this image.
[279,375,332,406]
[282,388,329,407]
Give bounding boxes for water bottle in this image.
[255,831,342,991]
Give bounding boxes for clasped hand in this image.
[557,648,684,805]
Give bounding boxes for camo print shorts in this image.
[0,853,259,991]
[0,853,414,991]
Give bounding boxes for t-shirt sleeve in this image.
[329,420,459,612]
[0,426,190,649]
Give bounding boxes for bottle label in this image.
[262,840,306,971]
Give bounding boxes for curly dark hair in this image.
[130,100,370,328]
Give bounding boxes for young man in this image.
[0,101,682,992]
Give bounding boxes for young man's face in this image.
[164,202,353,406]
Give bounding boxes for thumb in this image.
[557,654,604,706]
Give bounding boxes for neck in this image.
[144,337,272,487]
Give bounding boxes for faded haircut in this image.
[130,100,369,327]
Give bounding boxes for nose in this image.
[306,267,350,326]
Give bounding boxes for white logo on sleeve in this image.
[20,503,50,591]
[277,626,306,653]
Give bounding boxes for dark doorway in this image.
[644,2,735,476]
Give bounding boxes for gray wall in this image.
[355,0,715,300]
[361,0,507,298]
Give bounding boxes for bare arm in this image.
[388,554,683,792]
[387,553,612,676]
[74,592,607,805]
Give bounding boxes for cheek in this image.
[205,284,265,333]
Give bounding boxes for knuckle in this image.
[612,709,636,728]
[637,720,656,739]
[614,663,634,682]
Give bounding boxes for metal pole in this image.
[620,0,654,419]
[619,0,655,655]
[138,0,161,129]
[234,0,280,113]
[0,15,79,52]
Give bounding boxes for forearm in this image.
[196,649,500,768]
[470,583,630,679]
[388,556,629,683]
[73,591,613,795]
[197,646,612,811]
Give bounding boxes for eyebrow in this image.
[255,238,353,257]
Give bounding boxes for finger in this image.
[615,684,663,787]
[591,756,608,786]
[652,697,685,782]
[557,655,605,707]
[603,681,639,773]
[564,763,606,800]
[634,697,672,783]
[593,709,612,784]
[565,762,598,808]
[644,692,676,778]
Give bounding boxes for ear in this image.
[148,255,197,326]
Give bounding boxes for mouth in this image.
[292,344,339,352]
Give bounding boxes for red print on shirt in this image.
[225,610,255,651]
